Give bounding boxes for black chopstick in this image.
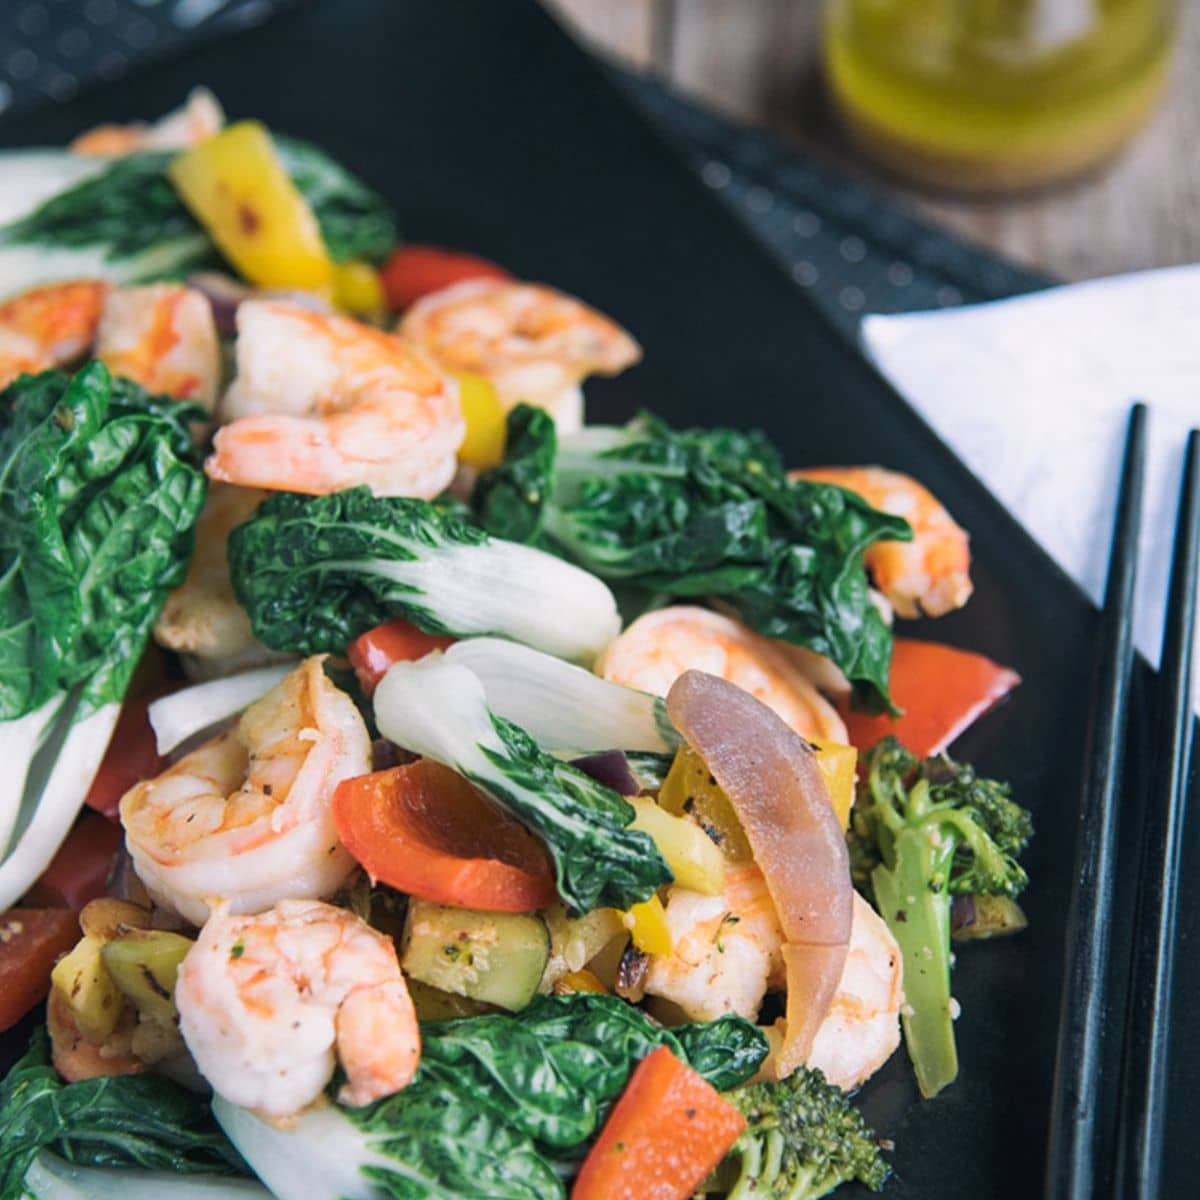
[1115,428,1200,1199]
[1044,403,1147,1200]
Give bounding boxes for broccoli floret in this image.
[717,1068,889,1199]
[847,738,1033,1099]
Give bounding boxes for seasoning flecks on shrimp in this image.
[207,299,465,497]
[644,864,785,1023]
[398,278,640,432]
[794,465,973,619]
[597,605,848,743]
[95,283,221,411]
[176,898,420,1120]
[119,657,371,925]
[0,279,110,388]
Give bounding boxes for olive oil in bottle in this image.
[824,0,1174,192]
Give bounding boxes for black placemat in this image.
[0,0,1054,333]
[615,69,1055,334]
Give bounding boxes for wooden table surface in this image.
[544,0,1200,282]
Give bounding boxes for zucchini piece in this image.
[401,901,549,1012]
[101,930,194,1023]
[50,935,123,1042]
[406,978,492,1022]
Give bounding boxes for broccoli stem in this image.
[871,826,959,1099]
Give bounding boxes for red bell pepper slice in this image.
[347,618,456,696]
[0,907,79,1032]
[25,811,123,913]
[571,1046,746,1200]
[380,244,510,311]
[843,638,1020,758]
[333,760,555,912]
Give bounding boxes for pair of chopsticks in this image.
[1044,405,1200,1199]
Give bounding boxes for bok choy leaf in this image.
[214,994,767,1200]
[0,1029,249,1198]
[473,405,912,710]
[373,656,670,914]
[0,364,205,908]
[0,137,396,295]
[228,488,621,666]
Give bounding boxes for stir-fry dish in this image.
[0,92,1032,1200]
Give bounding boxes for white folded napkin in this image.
[861,264,1200,674]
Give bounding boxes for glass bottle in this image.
[823,0,1175,192]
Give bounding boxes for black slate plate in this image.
[2,2,1194,1196]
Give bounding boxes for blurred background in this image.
[0,0,1194,292]
[546,0,1194,281]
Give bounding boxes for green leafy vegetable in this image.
[273,137,396,264]
[0,137,396,293]
[373,656,671,914]
[473,406,912,710]
[417,995,766,1150]
[0,1029,248,1198]
[228,488,621,666]
[215,993,767,1200]
[0,364,205,908]
[0,154,212,285]
[710,1067,890,1199]
[848,738,1033,1098]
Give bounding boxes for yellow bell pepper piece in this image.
[453,371,507,469]
[628,795,725,895]
[658,745,753,863]
[658,740,856,855]
[168,120,334,290]
[50,935,123,1043]
[333,260,385,316]
[810,740,857,830]
[623,895,673,957]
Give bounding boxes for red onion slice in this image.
[666,669,852,1074]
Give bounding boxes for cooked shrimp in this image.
[177,899,420,1119]
[96,284,221,411]
[399,278,640,432]
[70,87,224,155]
[806,893,903,1090]
[793,466,972,618]
[207,300,464,497]
[0,279,110,388]
[153,483,285,677]
[120,657,371,926]
[644,864,785,1023]
[647,873,901,1090]
[597,606,848,743]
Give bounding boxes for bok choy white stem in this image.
[443,638,678,752]
[147,664,294,756]
[23,1153,271,1200]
